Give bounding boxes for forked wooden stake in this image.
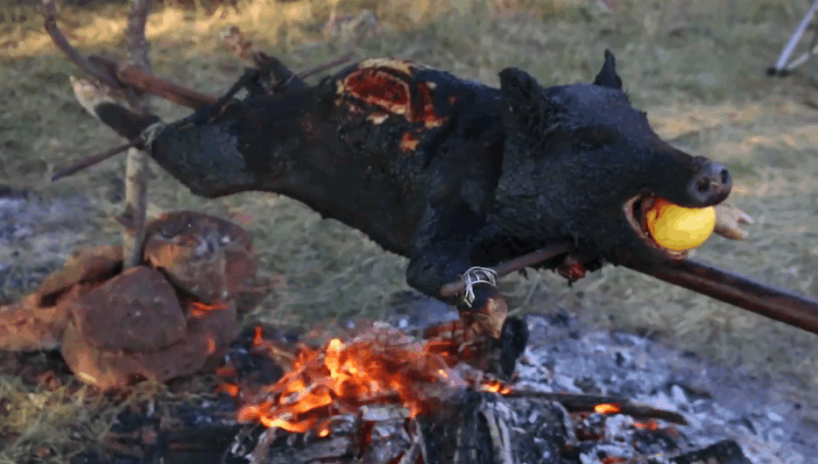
[42,0,154,269]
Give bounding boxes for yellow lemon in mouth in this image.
[644,198,716,252]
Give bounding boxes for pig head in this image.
[486,50,732,269]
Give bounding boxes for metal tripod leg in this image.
[768,0,818,76]
[779,28,818,73]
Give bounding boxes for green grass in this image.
[2,0,818,461]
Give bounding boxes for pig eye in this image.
[573,126,615,150]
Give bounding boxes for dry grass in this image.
[2,0,818,461]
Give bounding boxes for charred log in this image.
[670,440,752,464]
[230,392,752,464]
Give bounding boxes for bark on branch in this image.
[43,0,154,269]
[41,0,121,89]
[120,0,153,269]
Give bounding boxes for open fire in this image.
[205,316,790,464]
[221,324,513,438]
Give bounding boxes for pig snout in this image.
[686,160,732,206]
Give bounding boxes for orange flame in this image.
[189,301,227,317]
[634,420,659,430]
[594,403,622,414]
[252,326,264,347]
[480,379,512,395]
[232,324,518,437]
[217,383,240,398]
[235,324,519,435]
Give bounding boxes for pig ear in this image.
[593,49,623,90]
[499,67,563,138]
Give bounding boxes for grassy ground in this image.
[2,0,818,461]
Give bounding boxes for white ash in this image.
[0,190,101,296]
[385,294,813,464]
[513,312,812,464]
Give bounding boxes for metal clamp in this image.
[460,267,498,308]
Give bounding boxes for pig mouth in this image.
[623,194,688,261]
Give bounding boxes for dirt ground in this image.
[2,0,818,461]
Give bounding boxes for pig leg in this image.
[181,68,263,126]
[408,238,516,376]
[406,161,528,378]
[414,255,528,379]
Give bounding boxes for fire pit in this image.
[4,211,811,463]
[68,305,809,464]
[216,316,805,464]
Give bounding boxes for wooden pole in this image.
[625,258,818,336]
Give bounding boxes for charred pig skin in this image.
[88,51,732,378]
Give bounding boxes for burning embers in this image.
[0,210,263,389]
[215,323,758,464]
[223,324,512,438]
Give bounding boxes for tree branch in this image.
[41,0,121,89]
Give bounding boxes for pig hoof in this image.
[714,204,754,241]
[460,267,498,308]
[487,316,529,381]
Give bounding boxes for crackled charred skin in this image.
[96,57,506,270]
[89,53,733,376]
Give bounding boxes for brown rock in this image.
[61,320,141,389]
[187,300,238,357]
[134,301,238,381]
[143,211,258,306]
[61,301,237,390]
[35,245,122,307]
[0,245,123,352]
[66,266,187,353]
[0,293,66,351]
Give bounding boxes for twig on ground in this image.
[220,25,259,63]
